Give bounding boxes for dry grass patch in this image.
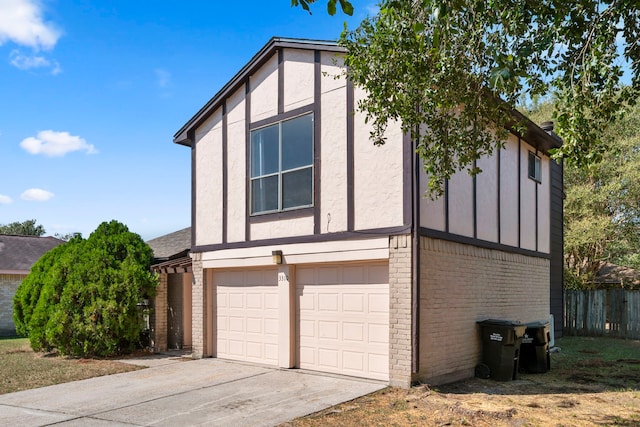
[0,337,142,395]
[284,337,640,427]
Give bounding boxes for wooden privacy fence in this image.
[565,289,640,339]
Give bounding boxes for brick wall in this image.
[151,273,168,352]
[388,234,413,388]
[191,252,205,358]
[0,274,25,336]
[417,237,549,385]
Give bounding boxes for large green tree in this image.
[13,220,158,357]
[0,219,45,236]
[526,101,640,288]
[295,0,640,195]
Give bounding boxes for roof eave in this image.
[173,37,344,147]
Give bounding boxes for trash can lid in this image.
[477,319,524,327]
[526,320,550,327]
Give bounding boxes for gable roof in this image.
[0,235,64,272]
[146,227,191,260]
[173,36,561,154]
[173,37,343,146]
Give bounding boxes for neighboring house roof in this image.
[147,227,192,273]
[173,36,562,154]
[596,262,640,287]
[147,227,191,260]
[0,234,64,272]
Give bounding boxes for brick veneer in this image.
[417,237,550,384]
[151,273,168,352]
[0,274,25,336]
[388,234,413,388]
[190,252,206,358]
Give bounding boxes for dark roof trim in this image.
[508,107,563,154]
[151,255,192,274]
[174,37,344,146]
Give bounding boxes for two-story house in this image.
[171,37,563,387]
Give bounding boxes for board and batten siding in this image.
[419,134,553,255]
[192,47,406,248]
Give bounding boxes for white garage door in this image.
[215,268,279,365]
[296,262,389,380]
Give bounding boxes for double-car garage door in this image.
[214,262,389,380]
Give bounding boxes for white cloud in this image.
[155,68,171,88]
[21,188,54,201]
[20,130,97,157]
[9,49,61,74]
[0,194,13,204]
[0,0,61,50]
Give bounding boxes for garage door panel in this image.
[319,321,338,339]
[343,351,364,370]
[369,353,388,374]
[343,322,364,341]
[318,294,338,311]
[215,269,278,365]
[369,294,387,312]
[343,293,364,312]
[369,323,387,343]
[296,262,389,381]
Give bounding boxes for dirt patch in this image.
[284,337,640,427]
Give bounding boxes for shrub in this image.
[12,220,158,357]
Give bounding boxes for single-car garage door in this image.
[215,268,279,365]
[296,262,389,380]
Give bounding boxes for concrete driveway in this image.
[0,355,385,426]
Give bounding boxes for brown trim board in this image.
[314,50,321,235]
[420,227,551,260]
[191,225,412,253]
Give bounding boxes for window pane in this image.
[251,176,278,213]
[282,167,313,209]
[251,125,279,177]
[282,114,313,171]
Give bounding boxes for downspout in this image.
[412,126,420,376]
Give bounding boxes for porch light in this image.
[272,250,283,264]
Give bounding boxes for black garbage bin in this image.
[477,319,527,381]
[519,321,551,373]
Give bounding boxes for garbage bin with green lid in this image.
[477,319,527,381]
[519,321,551,373]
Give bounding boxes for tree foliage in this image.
[527,100,640,289]
[13,220,158,357]
[330,0,639,195]
[0,219,45,236]
[292,0,353,15]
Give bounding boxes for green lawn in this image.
[0,337,141,395]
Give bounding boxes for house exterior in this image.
[0,234,64,336]
[173,37,564,387]
[147,227,193,351]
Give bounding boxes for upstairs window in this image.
[528,152,541,183]
[250,113,314,215]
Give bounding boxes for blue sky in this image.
[0,0,374,241]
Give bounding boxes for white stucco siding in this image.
[226,87,247,243]
[419,158,446,231]
[538,155,551,253]
[250,54,278,122]
[319,53,348,234]
[448,169,474,238]
[283,48,314,112]
[195,109,223,246]
[250,215,315,240]
[520,141,537,251]
[353,88,404,230]
[475,154,499,242]
[499,136,519,247]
